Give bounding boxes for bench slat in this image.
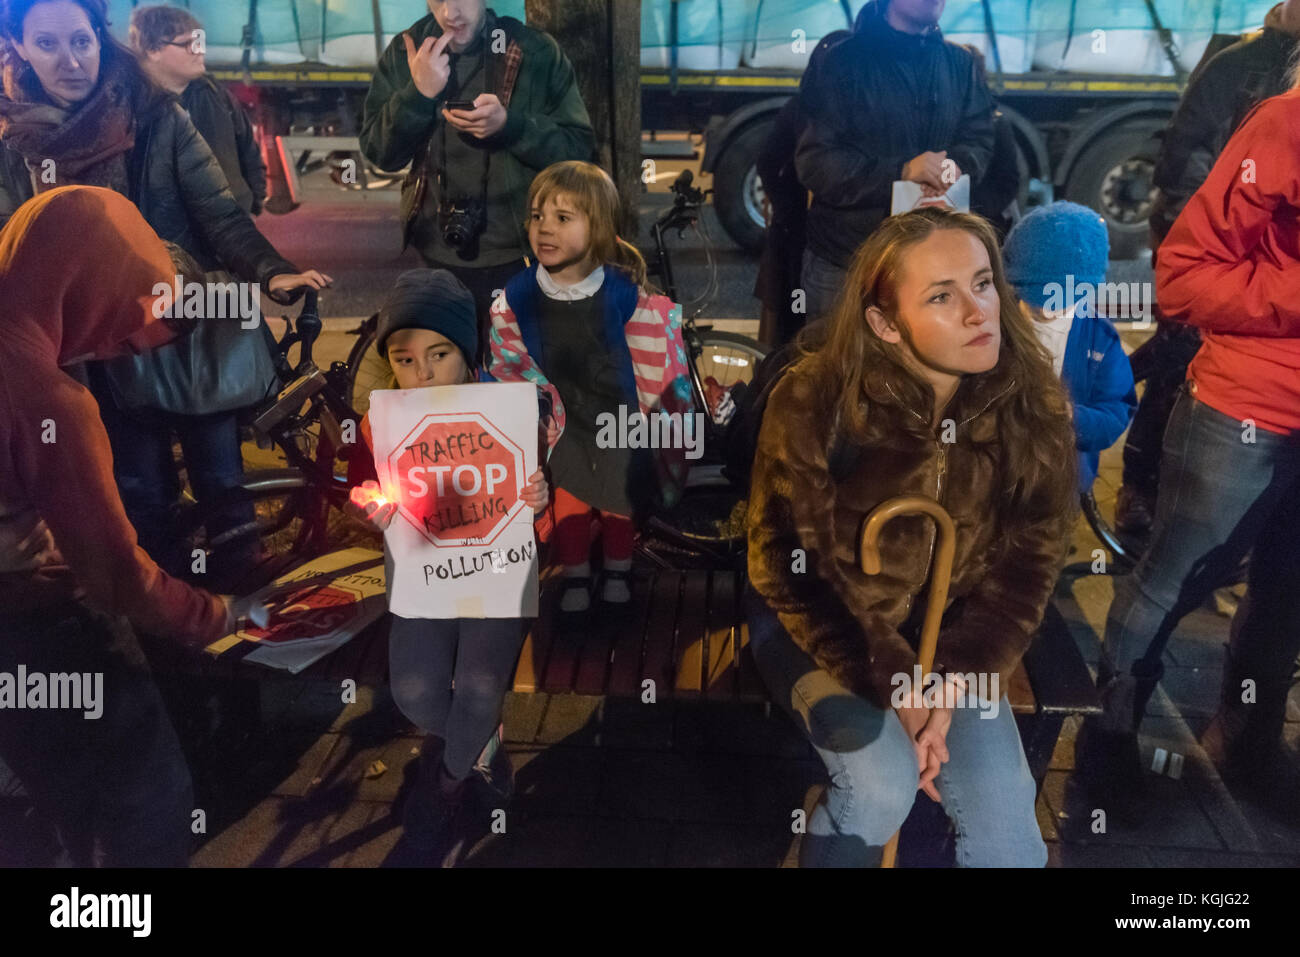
[606,570,656,696]
[542,596,584,693]
[704,570,738,699]
[640,570,683,697]
[735,570,766,701]
[575,570,651,694]
[512,575,561,693]
[673,571,711,696]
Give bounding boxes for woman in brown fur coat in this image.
[746,207,1077,867]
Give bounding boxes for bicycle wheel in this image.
[638,485,750,570]
[345,318,394,418]
[170,470,375,593]
[694,330,767,392]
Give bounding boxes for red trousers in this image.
[550,487,634,567]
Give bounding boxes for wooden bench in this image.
[163,563,1099,790]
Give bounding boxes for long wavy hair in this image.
[1,0,141,102]
[526,160,650,288]
[793,206,1075,506]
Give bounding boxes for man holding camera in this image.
[360,0,595,359]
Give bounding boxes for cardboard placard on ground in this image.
[368,383,539,619]
[205,547,387,674]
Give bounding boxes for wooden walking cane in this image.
[859,495,957,869]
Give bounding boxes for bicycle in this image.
[169,289,374,593]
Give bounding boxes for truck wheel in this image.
[712,119,773,254]
[1064,119,1164,260]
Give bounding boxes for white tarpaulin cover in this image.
[103,1,1281,74]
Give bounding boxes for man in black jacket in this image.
[794,0,994,318]
[360,0,594,359]
[130,5,267,215]
[1116,0,1300,534]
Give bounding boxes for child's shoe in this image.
[560,563,592,612]
[601,558,633,604]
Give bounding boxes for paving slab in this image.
[601,696,677,751]
[673,699,811,758]
[667,821,795,867]
[507,745,605,815]
[459,812,672,867]
[535,694,604,746]
[501,691,547,744]
[1042,769,1223,850]
[598,749,750,825]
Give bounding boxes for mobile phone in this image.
[444,99,476,112]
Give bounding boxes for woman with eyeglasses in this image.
[129,4,266,216]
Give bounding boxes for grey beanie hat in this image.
[375,269,478,366]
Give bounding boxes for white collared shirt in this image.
[1032,303,1076,378]
[535,263,606,301]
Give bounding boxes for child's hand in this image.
[348,481,398,531]
[521,469,549,512]
[540,414,560,449]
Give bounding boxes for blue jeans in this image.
[800,249,848,321]
[745,590,1046,868]
[96,398,254,575]
[1100,388,1300,732]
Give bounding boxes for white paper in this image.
[368,383,539,619]
[208,547,387,674]
[890,174,971,216]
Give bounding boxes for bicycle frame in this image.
[247,290,363,556]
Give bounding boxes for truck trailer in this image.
[102,0,1278,257]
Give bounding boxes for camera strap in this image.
[435,25,492,210]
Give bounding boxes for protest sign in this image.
[367,382,539,619]
[205,547,387,674]
[890,174,971,215]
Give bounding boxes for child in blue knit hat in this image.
[1002,202,1137,493]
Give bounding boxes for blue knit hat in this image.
[376,268,478,367]
[1002,201,1109,311]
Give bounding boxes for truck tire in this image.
[1064,119,1165,260]
[712,119,773,254]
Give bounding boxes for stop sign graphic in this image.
[387,412,526,547]
[243,583,364,644]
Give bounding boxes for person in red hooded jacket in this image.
[1081,81,1300,803]
[0,186,254,865]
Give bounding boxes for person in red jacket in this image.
[0,186,251,865]
[1080,85,1300,802]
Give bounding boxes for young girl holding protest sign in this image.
[346,269,551,866]
[488,161,695,612]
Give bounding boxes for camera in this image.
[440,196,487,260]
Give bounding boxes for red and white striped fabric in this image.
[487,286,695,507]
